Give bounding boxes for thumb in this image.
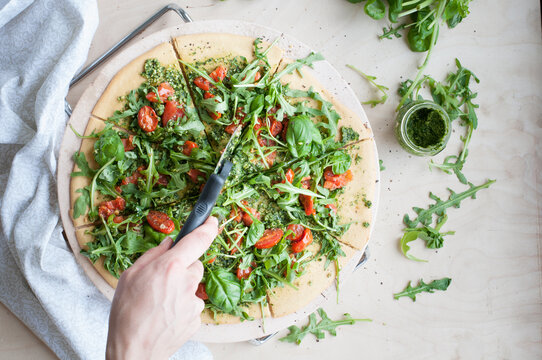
[129,236,173,271]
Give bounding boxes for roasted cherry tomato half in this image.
[265,151,277,167]
[182,140,199,156]
[291,228,313,253]
[162,100,185,126]
[323,167,353,190]
[229,207,242,223]
[229,233,243,255]
[269,119,283,137]
[284,168,295,183]
[254,228,284,249]
[208,110,222,120]
[146,210,175,234]
[196,283,208,300]
[225,122,239,135]
[157,173,169,186]
[98,196,125,219]
[138,106,159,133]
[209,65,227,82]
[121,135,135,151]
[146,82,174,103]
[299,194,316,216]
[187,169,206,183]
[236,266,252,280]
[193,76,211,91]
[286,224,304,242]
[241,208,261,227]
[325,203,337,214]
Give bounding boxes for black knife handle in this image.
[173,161,232,246]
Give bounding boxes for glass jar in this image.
[395,100,451,156]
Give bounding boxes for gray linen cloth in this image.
[0,1,213,359]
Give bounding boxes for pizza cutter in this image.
[173,125,245,245]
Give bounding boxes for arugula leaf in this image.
[394,278,452,301]
[347,64,389,107]
[400,180,494,261]
[379,23,405,39]
[399,230,427,262]
[206,269,241,313]
[279,308,371,345]
[71,152,95,178]
[403,180,495,229]
[73,187,90,219]
[271,52,325,84]
[307,89,341,137]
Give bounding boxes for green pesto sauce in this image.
[340,127,360,143]
[406,108,447,148]
[142,59,163,85]
[142,59,187,98]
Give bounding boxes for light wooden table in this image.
[1,0,541,359]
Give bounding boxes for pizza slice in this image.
[274,58,377,251]
[172,33,283,152]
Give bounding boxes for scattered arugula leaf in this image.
[400,180,495,260]
[379,159,385,171]
[346,64,389,107]
[394,278,452,301]
[279,308,371,345]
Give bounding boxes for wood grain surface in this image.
[1,0,540,359]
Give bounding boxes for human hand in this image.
[106,216,218,360]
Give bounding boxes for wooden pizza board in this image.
[57,20,380,343]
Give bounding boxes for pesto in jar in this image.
[395,100,451,156]
[406,107,447,148]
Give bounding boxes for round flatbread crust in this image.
[68,34,377,324]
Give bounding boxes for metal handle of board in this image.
[65,4,193,117]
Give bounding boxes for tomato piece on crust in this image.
[146,210,175,234]
[146,82,174,103]
[254,228,284,249]
[138,106,159,133]
[291,228,313,253]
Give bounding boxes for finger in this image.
[168,217,218,266]
[130,236,173,271]
[185,261,204,293]
[193,298,205,316]
[187,260,204,279]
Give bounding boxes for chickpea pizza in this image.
[69,34,377,323]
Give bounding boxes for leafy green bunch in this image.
[348,0,473,111]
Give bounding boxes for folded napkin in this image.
[0,1,212,359]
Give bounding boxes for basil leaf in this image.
[286,115,319,157]
[245,219,265,247]
[330,151,351,175]
[94,130,125,166]
[364,0,385,20]
[206,269,241,313]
